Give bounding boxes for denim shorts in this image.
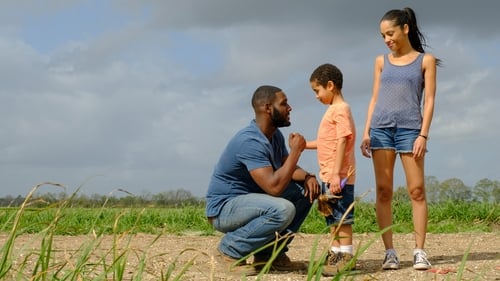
[322,182,354,226]
[370,127,420,153]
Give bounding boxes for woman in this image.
[360,7,440,270]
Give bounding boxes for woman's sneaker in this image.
[382,251,399,270]
[413,251,431,270]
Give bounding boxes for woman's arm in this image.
[360,55,383,158]
[413,53,437,158]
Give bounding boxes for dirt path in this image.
[2,232,499,280]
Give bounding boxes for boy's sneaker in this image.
[413,251,431,270]
[382,251,400,270]
[322,251,355,276]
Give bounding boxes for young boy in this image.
[306,63,357,276]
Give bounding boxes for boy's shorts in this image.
[322,182,354,226]
[369,127,421,154]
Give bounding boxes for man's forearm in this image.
[292,165,313,182]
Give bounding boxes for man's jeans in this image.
[212,182,312,259]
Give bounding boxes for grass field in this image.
[1,200,498,236]
[0,183,498,280]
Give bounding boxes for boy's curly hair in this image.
[309,63,343,90]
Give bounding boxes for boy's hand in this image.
[329,174,342,194]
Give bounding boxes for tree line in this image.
[1,176,498,208]
[0,188,204,208]
[393,176,500,203]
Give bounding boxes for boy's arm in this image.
[305,139,317,149]
[330,136,346,194]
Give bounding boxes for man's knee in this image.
[273,199,296,226]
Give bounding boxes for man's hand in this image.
[289,133,306,152]
[304,175,320,203]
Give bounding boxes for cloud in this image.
[0,1,499,198]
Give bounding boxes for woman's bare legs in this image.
[372,149,397,250]
[400,153,427,249]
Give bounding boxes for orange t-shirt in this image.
[316,101,356,184]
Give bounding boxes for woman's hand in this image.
[360,137,372,158]
[413,135,427,159]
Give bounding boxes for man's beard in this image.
[271,106,291,127]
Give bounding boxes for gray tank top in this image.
[370,53,424,129]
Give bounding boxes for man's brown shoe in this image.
[253,253,308,272]
[322,251,356,277]
[214,249,258,276]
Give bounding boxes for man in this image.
[206,85,321,276]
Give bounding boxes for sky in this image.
[0,0,498,200]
